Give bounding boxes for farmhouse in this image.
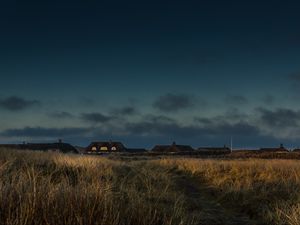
[197,146,231,155]
[86,141,126,153]
[152,142,194,153]
[260,144,289,153]
[0,141,78,154]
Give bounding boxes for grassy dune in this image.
[0,149,300,225]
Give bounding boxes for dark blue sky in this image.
[1,0,300,148]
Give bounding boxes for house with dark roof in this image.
[197,146,231,155]
[260,144,289,153]
[85,141,147,154]
[85,141,126,153]
[0,141,78,154]
[25,143,78,153]
[152,142,194,153]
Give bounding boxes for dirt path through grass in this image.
[176,173,259,225]
[119,160,259,225]
[108,157,265,225]
[148,163,259,225]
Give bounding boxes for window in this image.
[91,147,97,151]
[111,146,117,151]
[100,146,108,151]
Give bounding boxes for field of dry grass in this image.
[1,149,300,225]
[159,158,300,225]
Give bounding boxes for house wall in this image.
[87,143,125,153]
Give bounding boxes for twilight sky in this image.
[1,0,300,148]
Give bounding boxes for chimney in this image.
[58,139,62,143]
[280,143,284,149]
[172,141,176,146]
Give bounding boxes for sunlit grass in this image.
[1,149,300,224]
[0,149,193,225]
[158,158,300,224]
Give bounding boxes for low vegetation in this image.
[1,149,300,225]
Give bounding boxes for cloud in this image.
[208,121,259,136]
[224,95,248,105]
[195,108,249,126]
[153,93,197,112]
[143,114,176,124]
[223,108,249,120]
[253,107,300,140]
[80,112,114,123]
[78,97,96,107]
[49,111,74,119]
[0,96,40,111]
[0,110,261,142]
[257,107,300,128]
[110,106,138,116]
[0,111,291,148]
[262,95,275,105]
[193,116,258,137]
[124,114,259,139]
[194,117,214,125]
[1,127,89,138]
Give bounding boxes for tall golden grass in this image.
[0,149,192,225]
[1,149,300,225]
[158,158,300,224]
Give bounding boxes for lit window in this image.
[111,146,117,151]
[100,146,108,151]
[91,147,97,151]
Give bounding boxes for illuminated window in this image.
[100,146,108,151]
[111,146,117,151]
[91,147,97,151]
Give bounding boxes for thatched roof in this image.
[198,147,231,152]
[86,141,126,152]
[0,143,78,154]
[260,147,289,152]
[196,146,231,155]
[260,144,288,152]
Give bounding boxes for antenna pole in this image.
[230,136,233,152]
